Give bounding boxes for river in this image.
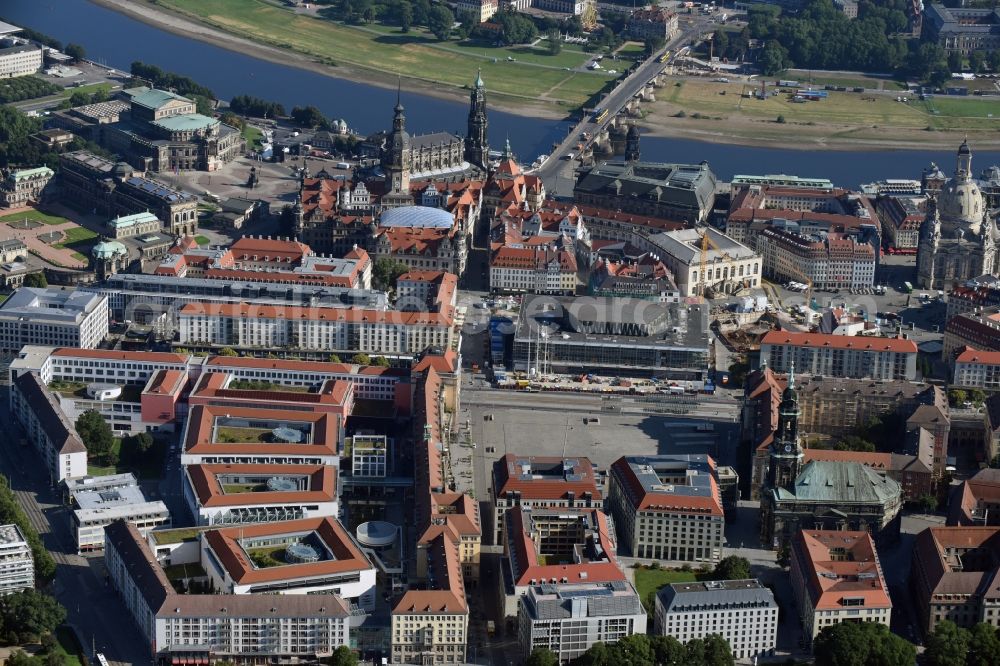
[4,0,1000,187]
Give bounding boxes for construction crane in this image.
[698,228,743,298]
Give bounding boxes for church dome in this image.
[938,177,984,233]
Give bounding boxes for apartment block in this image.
[760,331,918,380]
[198,517,376,611]
[790,530,892,649]
[0,43,42,79]
[489,246,577,296]
[490,455,602,545]
[944,305,1000,360]
[0,288,108,356]
[953,348,1000,390]
[183,463,338,526]
[607,454,725,563]
[910,526,1000,634]
[10,371,87,482]
[654,580,777,661]
[754,227,876,290]
[105,520,351,664]
[518,581,646,663]
[0,525,33,595]
[500,507,624,617]
[66,473,171,554]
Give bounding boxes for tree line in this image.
[747,0,1000,80]
[0,478,55,582]
[527,633,736,666]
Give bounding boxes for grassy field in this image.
[152,0,613,108]
[242,124,263,150]
[0,209,69,226]
[661,79,1000,132]
[194,235,211,246]
[54,226,99,253]
[54,626,84,666]
[633,566,699,611]
[61,82,114,100]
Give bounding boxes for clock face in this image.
[784,444,793,453]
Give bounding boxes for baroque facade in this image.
[917,141,999,289]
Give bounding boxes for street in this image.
[0,388,151,666]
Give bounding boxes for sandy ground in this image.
[3,206,89,269]
[94,0,565,121]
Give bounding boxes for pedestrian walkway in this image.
[2,206,89,269]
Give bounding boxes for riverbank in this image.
[92,0,573,121]
[639,112,1000,151]
[639,76,1000,151]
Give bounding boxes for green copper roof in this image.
[10,166,53,182]
[131,88,192,110]
[152,114,217,132]
[772,461,901,503]
[109,211,160,229]
[92,240,127,259]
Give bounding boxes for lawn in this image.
[87,437,169,479]
[221,483,264,494]
[60,82,114,100]
[660,78,1000,132]
[242,124,263,150]
[150,526,207,545]
[54,626,84,666]
[0,209,69,226]
[633,566,699,611]
[616,42,647,60]
[154,0,610,108]
[216,426,270,443]
[163,562,208,580]
[194,235,211,246]
[54,225,99,252]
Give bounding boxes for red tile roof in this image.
[51,348,189,363]
[761,331,917,353]
[793,530,892,611]
[956,349,1000,365]
[492,454,601,501]
[187,463,336,507]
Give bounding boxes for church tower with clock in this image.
[767,363,803,491]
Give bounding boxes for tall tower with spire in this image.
[767,363,803,491]
[384,83,411,196]
[464,69,489,170]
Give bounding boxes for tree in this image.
[611,634,654,665]
[291,105,328,128]
[328,354,342,363]
[924,619,971,666]
[918,493,938,513]
[397,0,413,32]
[969,389,987,405]
[547,28,562,56]
[759,40,787,76]
[644,36,666,57]
[649,635,685,666]
[949,389,968,407]
[75,410,115,465]
[989,49,1000,73]
[192,94,215,117]
[834,435,876,452]
[815,621,914,666]
[220,112,244,131]
[64,43,86,62]
[0,590,66,641]
[351,353,371,366]
[22,272,47,288]
[372,356,391,367]
[967,622,1000,666]
[776,114,786,124]
[526,648,559,666]
[702,634,735,666]
[712,555,751,581]
[970,50,986,74]
[427,5,454,41]
[327,646,358,666]
[372,256,410,290]
[218,347,238,357]
[947,50,964,74]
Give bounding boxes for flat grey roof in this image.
[0,21,23,36]
[0,288,106,325]
[657,578,777,612]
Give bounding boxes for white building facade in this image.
[654,580,778,661]
[0,288,108,356]
[0,524,34,596]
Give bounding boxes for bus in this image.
[658,50,672,63]
[593,108,609,123]
[903,281,913,293]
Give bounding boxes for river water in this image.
[4,0,1000,187]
